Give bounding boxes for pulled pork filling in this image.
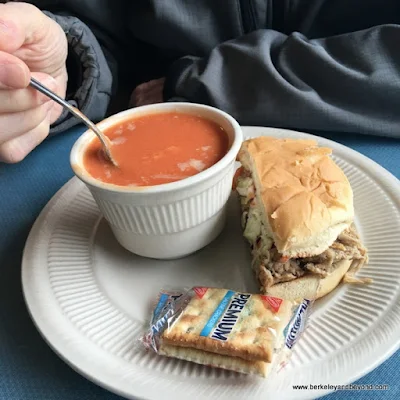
[235,169,368,289]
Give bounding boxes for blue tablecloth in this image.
[0,126,399,400]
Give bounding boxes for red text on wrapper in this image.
[193,287,208,299]
[261,295,283,313]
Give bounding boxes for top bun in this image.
[238,137,354,258]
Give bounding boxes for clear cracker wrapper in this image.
[141,287,313,377]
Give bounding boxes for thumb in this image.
[0,51,30,89]
[0,2,49,53]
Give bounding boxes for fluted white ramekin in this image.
[70,103,243,259]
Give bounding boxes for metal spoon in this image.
[29,77,118,167]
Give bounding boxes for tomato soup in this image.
[83,112,229,186]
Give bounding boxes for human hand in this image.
[0,2,68,163]
[130,78,165,107]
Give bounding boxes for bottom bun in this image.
[263,260,352,302]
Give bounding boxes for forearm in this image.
[165,25,400,137]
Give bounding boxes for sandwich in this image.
[234,137,369,301]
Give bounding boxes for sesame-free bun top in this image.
[238,137,354,258]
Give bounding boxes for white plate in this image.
[22,127,400,400]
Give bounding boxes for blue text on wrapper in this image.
[283,299,311,349]
[200,291,251,341]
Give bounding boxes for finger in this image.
[139,78,165,90]
[0,101,52,145]
[0,3,49,52]
[135,95,160,107]
[0,115,50,163]
[135,79,164,94]
[0,51,30,89]
[134,86,164,106]
[0,72,57,112]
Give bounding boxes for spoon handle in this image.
[30,77,77,117]
[29,77,117,166]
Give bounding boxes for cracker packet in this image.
[141,287,313,377]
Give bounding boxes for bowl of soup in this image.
[70,102,242,259]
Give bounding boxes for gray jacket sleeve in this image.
[44,12,113,135]
[164,24,400,138]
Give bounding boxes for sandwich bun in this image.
[238,137,354,258]
[263,259,352,302]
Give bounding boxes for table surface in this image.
[0,125,399,400]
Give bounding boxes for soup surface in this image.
[83,112,229,186]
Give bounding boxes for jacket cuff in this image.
[43,11,113,135]
[163,56,199,101]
